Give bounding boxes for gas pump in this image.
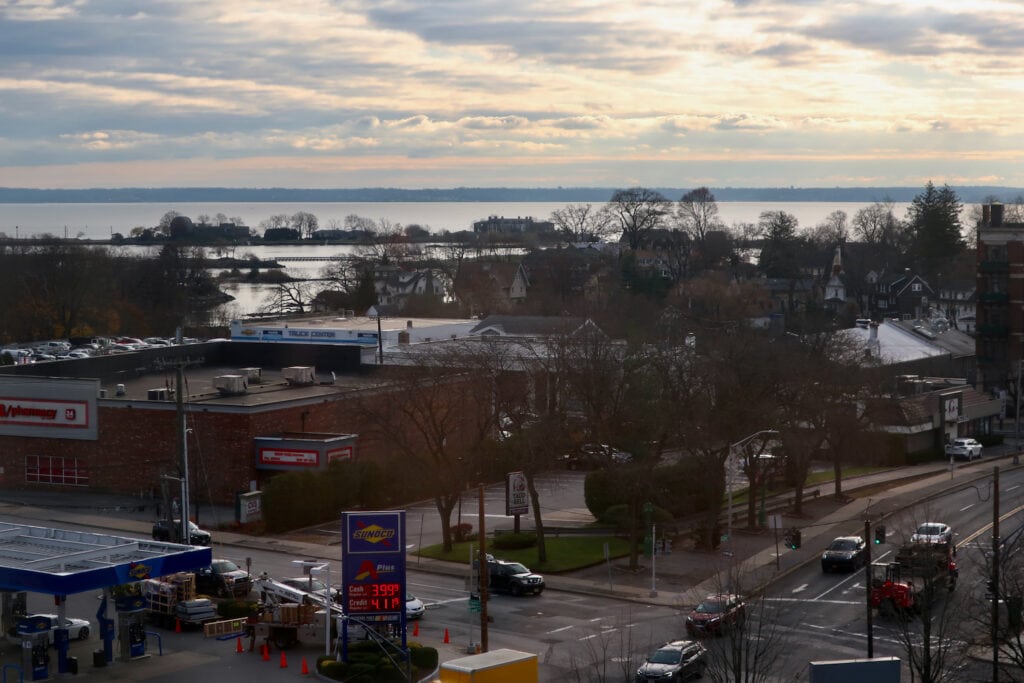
[112,587,147,662]
[96,592,115,666]
[16,615,51,681]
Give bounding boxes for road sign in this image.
[468,596,481,613]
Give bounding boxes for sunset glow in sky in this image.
[2,0,1022,189]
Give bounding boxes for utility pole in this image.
[992,466,1000,683]
[478,485,488,653]
[176,365,190,544]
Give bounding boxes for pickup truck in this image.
[151,519,212,546]
[194,559,253,598]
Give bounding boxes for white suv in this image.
[945,437,982,461]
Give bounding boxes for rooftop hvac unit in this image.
[241,367,262,384]
[147,388,169,401]
[115,384,126,396]
[214,374,248,396]
[282,366,315,386]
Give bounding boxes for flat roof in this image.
[0,522,211,595]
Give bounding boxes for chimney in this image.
[992,202,1004,227]
[983,204,991,227]
[406,320,413,329]
[869,322,879,342]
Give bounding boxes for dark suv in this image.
[487,559,545,596]
[636,640,707,681]
[151,519,211,546]
[194,559,252,598]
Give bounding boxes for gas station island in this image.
[0,521,210,679]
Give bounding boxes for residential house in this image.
[452,261,529,316]
[865,271,935,320]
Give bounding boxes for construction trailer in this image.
[437,648,539,683]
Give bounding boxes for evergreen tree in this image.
[906,181,964,278]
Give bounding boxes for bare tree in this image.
[606,187,671,250]
[259,280,318,315]
[852,201,905,248]
[550,203,616,242]
[157,210,180,234]
[877,507,971,683]
[291,211,319,239]
[805,209,848,249]
[677,187,724,243]
[695,567,791,683]
[258,214,291,233]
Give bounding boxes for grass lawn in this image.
[416,535,631,573]
[729,465,892,505]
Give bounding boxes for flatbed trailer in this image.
[870,541,957,614]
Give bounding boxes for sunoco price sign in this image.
[341,511,407,638]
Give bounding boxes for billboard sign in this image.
[506,471,529,516]
[0,377,98,440]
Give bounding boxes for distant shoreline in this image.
[0,185,1020,204]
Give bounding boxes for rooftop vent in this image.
[214,375,248,396]
[147,388,170,401]
[282,366,315,386]
[240,367,262,384]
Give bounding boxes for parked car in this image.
[945,437,983,461]
[685,593,746,637]
[562,443,633,470]
[194,559,253,598]
[911,522,953,545]
[15,614,91,641]
[151,519,211,546]
[821,536,867,572]
[486,559,545,596]
[406,594,425,620]
[635,639,707,681]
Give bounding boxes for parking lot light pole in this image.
[726,430,779,553]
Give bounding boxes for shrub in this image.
[492,531,537,550]
[410,645,439,670]
[584,470,624,521]
[318,660,348,680]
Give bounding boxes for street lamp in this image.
[726,430,779,554]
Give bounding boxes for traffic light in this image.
[874,525,886,545]
[787,528,801,549]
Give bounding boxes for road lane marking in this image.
[765,597,861,605]
[813,570,863,601]
[547,626,574,634]
[960,504,974,512]
[792,584,808,594]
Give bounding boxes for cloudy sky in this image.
[1,0,1022,189]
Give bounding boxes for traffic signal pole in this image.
[865,519,873,658]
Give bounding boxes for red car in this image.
[685,593,746,637]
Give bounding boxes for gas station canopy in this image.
[0,522,212,595]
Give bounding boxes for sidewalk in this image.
[0,446,1016,614]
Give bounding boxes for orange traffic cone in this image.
[412,621,419,637]
[443,628,450,644]
[262,644,270,661]
[301,657,310,675]
[174,618,182,633]
[236,636,243,653]
[280,650,288,668]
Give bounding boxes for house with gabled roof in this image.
[452,261,529,316]
[866,271,935,320]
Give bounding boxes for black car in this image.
[151,519,211,546]
[636,640,707,681]
[562,443,633,470]
[487,559,545,596]
[821,535,867,572]
[194,559,252,598]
